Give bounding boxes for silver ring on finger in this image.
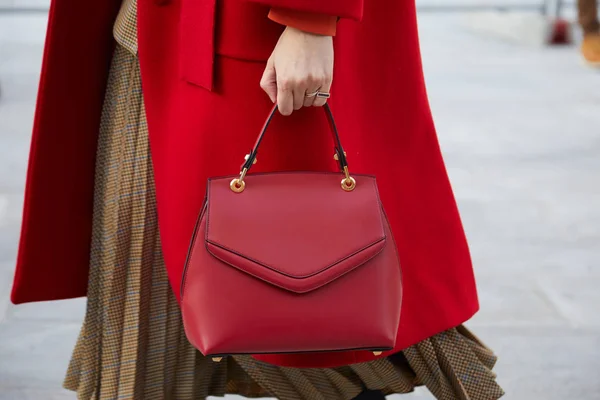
[305,90,319,98]
[315,92,331,99]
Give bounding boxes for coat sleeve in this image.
[243,0,363,20]
[268,8,338,36]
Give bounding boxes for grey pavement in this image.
[1,5,600,400]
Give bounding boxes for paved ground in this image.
[1,5,600,400]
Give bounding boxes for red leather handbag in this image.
[181,104,402,361]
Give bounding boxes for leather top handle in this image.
[231,104,356,193]
[241,103,348,172]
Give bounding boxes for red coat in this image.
[11,0,479,368]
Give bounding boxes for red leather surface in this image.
[182,172,402,356]
[207,239,385,293]
[206,173,385,292]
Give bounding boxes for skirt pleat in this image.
[63,40,504,400]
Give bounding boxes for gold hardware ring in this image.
[341,176,357,192]
[341,166,356,192]
[230,178,245,193]
[230,166,356,193]
[230,168,248,193]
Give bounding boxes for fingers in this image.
[264,28,334,115]
[269,72,332,116]
[312,76,332,108]
[260,57,277,103]
[277,76,330,115]
[294,82,308,110]
[293,88,305,111]
[277,76,314,116]
[303,87,318,108]
[298,74,322,109]
[277,82,294,116]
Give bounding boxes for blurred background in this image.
[0,0,599,399]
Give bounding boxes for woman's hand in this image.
[260,27,334,116]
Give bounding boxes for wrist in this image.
[285,25,332,38]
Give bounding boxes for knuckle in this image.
[305,74,318,86]
[313,73,326,84]
[278,78,295,91]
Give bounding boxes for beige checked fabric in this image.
[113,0,137,54]
[63,2,504,399]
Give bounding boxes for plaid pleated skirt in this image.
[63,2,504,399]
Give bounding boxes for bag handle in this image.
[230,103,356,193]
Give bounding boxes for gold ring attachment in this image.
[341,166,356,192]
[230,168,248,193]
[341,177,356,191]
[230,179,245,193]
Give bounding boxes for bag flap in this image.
[205,172,386,293]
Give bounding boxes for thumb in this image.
[260,57,278,103]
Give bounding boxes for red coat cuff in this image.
[268,8,337,36]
